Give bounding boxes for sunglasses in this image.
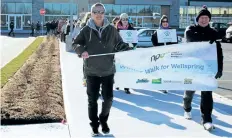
[122,18,128,21]
[162,20,168,23]
[92,10,105,15]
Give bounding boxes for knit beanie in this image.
[196,5,211,22]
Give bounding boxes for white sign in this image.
[119,30,138,43]
[114,42,218,91]
[157,29,177,43]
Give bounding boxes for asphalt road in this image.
[215,42,232,99]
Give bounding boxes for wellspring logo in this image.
[184,78,193,84]
[152,78,162,84]
[136,79,149,83]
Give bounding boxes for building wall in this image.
[32,0,44,23]
[169,0,180,28]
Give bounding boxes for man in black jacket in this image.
[183,5,223,131]
[8,20,15,36]
[72,3,132,136]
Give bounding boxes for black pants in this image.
[183,91,213,123]
[8,28,15,36]
[86,74,114,128]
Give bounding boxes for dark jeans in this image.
[86,74,114,129]
[8,28,15,36]
[183,91,213,124]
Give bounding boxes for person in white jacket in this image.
[72,21,81,41]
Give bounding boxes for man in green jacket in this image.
[72,3,132,136]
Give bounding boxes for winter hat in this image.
[196,5,211,22]
[159,15,169,29]
[120,13,129,19]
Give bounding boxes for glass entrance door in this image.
[8,15,23,30]
[15,15,22,30]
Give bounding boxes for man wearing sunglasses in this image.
[72,3,132,136]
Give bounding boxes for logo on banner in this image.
[184,78,193,84]
[136,79,149,83]
[152,78,162,84]
[171,51,183,58]
[151,53,168,62]
[163,80,182,84]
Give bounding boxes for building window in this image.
[1,3,7,14]
[121,5,129,13]
[16,3,25,14]
[1,15,7,27]
[128,5,137,16]
[229,8,232,17]
[24,3,32,14]
[61,3,70,15]
[24,15,31,26]
[137,5,145,16]
[112,5,120,15]
[72,4,77,15]
[6,3,16,14]
[220,8,229,17]
[144,5,153,16]
[211,7,220,17]
[44,3,52,14]
[104,4,112,15]
[53,3,61,14]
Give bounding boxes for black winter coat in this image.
[185,24,223,72]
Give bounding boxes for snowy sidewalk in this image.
[0,35,36,68]
[59,42,232,138]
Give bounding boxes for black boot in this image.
[90,123,99,136]
[124,88,130,94]
[100,122,110,134]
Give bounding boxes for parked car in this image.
[225,22,232,43]
[137,29,182,47]
[137,29,156,47]
[210,22,228,40]
[134,27,149,31]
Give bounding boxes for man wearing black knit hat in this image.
[183,5,223,131]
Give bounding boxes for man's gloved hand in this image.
[209,40,215,44]
[215,71,223,79]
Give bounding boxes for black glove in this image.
[215,71,223,79]
[209,40,215,44]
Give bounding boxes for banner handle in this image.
[88,52,115,57]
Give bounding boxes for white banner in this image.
[114,42,218,91]
[119,30,138,43]
[157,29,177,43]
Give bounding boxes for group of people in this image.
[71,3,223,136]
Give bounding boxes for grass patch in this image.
[1,37,44,88]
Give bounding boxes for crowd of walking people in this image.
[70,3,224,136]
[11,2,222,136]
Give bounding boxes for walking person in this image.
[8,20,15,37]
[183,5,223,131]
[111,17,120,27]
[72,21,81,41]
[72,3,133,136]
[36,21,41,36]
[115,13,137,94]
[30,22,35,36]
[151,15,178,94]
